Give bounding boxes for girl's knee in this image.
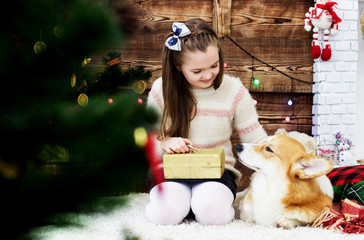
[191,182,235,225]
[191,199,235,225]
[145,182,192,225]
[145,200,190,225]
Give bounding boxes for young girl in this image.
[145,18,267,225]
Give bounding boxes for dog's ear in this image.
[292,154,333,179]
[274,128,287,136]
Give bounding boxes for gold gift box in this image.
[163,148,225,179]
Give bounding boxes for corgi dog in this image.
[235,132,334,229]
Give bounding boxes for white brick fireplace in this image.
[312,0,364,160]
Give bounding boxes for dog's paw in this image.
[276,218,299,229]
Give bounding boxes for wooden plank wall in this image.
[95,0,314,134]
[92,0,314,188]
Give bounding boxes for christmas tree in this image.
[76,51,152,98]
[0,0,156,239]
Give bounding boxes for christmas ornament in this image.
[77,79,88,91]
[81,57,92,67]
[34,41,47,54]
[71,73,77,88]
[304,0,342,61]
[132,80,146,94]
[0,159,19,180]
[134,127,147,147]
[106,58,120,66]
[104,52,122,67]
[77,93,88,107]
[53,24,65,38]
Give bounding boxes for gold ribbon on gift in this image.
[162,147,225,179]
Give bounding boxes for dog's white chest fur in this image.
[248,173,287,226]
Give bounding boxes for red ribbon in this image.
[145,133,164,192]
[316,2,342,24]
[107,58,120,66]
[318,148,335,155]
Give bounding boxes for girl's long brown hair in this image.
[160,18,224,140]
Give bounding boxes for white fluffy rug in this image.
[32,193,363,240]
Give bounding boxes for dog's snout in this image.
[236,143,244,153]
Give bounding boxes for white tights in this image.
[145,181,235,225]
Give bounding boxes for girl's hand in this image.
[162,137,193,154]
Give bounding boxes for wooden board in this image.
[213,0,232,37]
[231,0,313,39]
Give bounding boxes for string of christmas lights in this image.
[134,0,148,7]
[221,35,314,127]
[221,36,313,85]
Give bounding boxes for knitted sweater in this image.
[147,74,267,182]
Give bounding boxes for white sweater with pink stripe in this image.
[147,74,267,182]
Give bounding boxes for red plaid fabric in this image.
[327,166,364,186]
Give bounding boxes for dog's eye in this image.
[265,146,273,153]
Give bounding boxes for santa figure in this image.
[304,0,342,61]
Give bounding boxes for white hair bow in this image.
[164,22,191,51]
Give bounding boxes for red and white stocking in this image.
[311,27,321,59]
[321,29,331,61]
